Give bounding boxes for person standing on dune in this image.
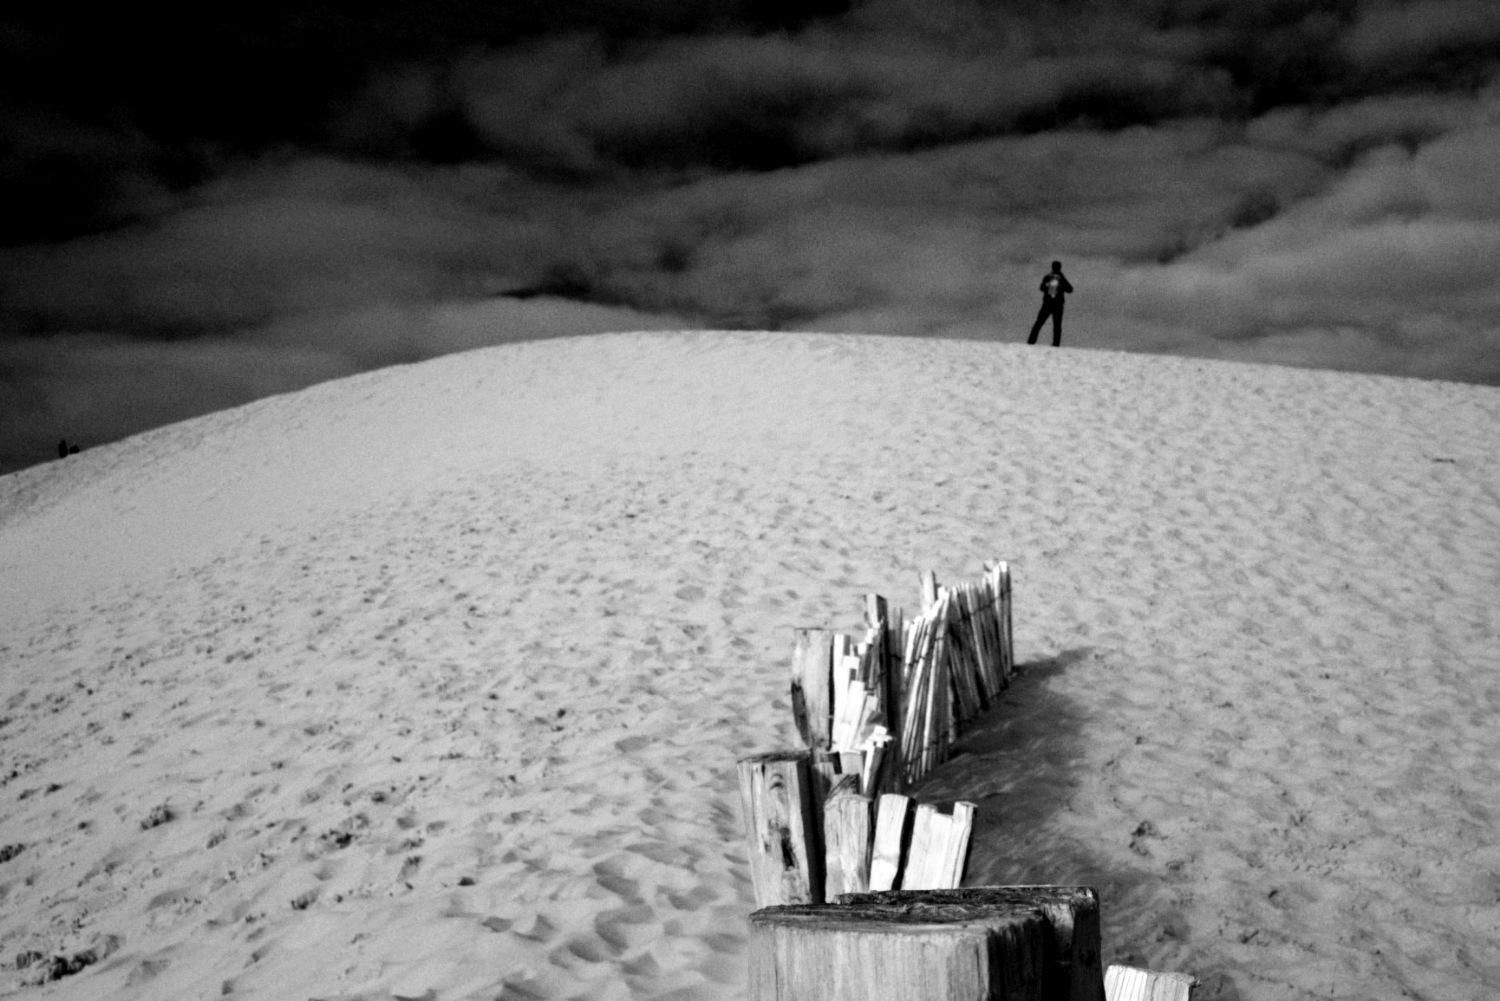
[1027,260,1073,347]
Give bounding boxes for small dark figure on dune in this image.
[1027,261,1074,347]
[57,438,68,459]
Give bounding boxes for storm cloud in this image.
[4,0,1499,471]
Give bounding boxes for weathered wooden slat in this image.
[951,584,979,707]
[859,738,887,798]
[1103,966,1197,1001]
[900,804,936,894]
[809,750,838,809]
[883,604,905,792]
[823,776,872,899]
[856,629,877,688]
[994,562,1014,682]
[791,629,834,750]
[901,801,975,891]
[850,687,878,750]
[942,801,975,888]
[738,751,824,907]
[920,569,939,610]
[916,634,938,779]
[839,887,1104,1001]
[937,593,970,723]
[899,621,931,782]
[862,596,887,689]
[981,576,1006,693]
[868,793,913,892]
[830,676,858,751]
[901,803,944,891]
[920,623,953,778]
[963,581,1000,704]
[830,634,857,748]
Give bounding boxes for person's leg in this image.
[1051,304,1064,346]
[1028,302,1050,344]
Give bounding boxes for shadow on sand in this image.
[909,648,1104,883]
[906,648,1242,1001]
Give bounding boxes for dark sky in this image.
[4,0,1499,472]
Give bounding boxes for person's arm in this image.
[1061,275,1074,294]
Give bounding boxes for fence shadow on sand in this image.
[911,648,1241,1001]
[911,648,1103,886]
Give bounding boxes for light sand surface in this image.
[1,330,1498,1001]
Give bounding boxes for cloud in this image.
[1074,120,1500,381]
[1246,87,1500,162]
[0,106,171,245]
[332,0,1271,176]
[547,122,1330,335]
[0,154,695,471]
[0,157,569,335]
[5,0,1500,473]
[1343,0,1500,68]
[0,334,357,472]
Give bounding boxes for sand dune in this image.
[1,331,1498,1000]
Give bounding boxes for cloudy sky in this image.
[4,0,1499,472]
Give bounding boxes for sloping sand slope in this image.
[1,331,1497,1001]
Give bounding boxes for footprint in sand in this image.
[665,885,718,912]
[593,904,659,954]
[591,857,645,904]
[513,914,559,943]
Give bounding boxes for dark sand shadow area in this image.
[909,648,1243,1000]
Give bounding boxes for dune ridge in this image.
[1,330,1498,1000]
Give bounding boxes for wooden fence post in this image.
[791,629,833,751]
[738,751,824,907]
[749,885,1103,1001]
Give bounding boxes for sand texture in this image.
[1,330,1498,1000]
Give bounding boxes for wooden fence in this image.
[740,562,1013,908]
[738,561,1198,999]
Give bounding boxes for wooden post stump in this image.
[738,751,824,907]
[837,887,1105,1001]
[750,890,1051,1001]
[1103,966,1196,1001]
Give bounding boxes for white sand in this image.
[1,330,1497,1001]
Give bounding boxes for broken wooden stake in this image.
[822,776,872,899]
[791,629,833,751]
[900,801,975,891]
[868,793,912,892]
[737,751,824,907]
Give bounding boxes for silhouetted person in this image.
[58,438,68,459]
[1027,261,1073,347]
